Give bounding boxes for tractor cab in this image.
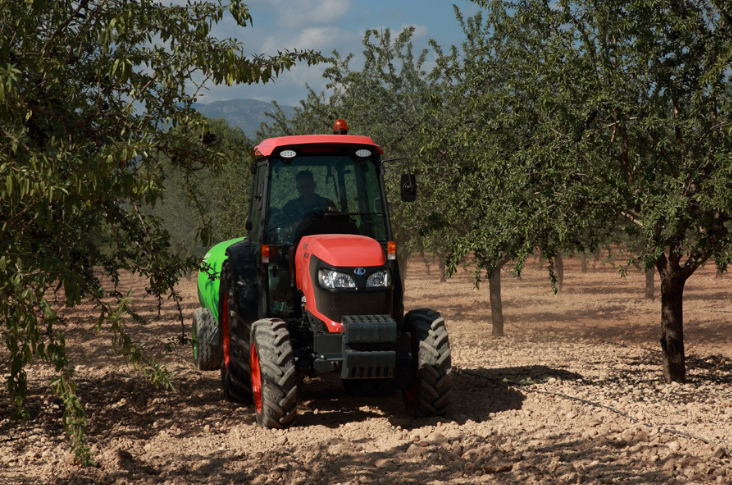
[248,121,399,321]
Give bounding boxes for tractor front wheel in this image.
[402,309,452,417]
[250,318,298,428]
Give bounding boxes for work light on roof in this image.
[280,149,296,159]
[355,149,372,158]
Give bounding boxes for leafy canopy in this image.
[0,0,321,463]
[434,0,732,381]
[422,0,732,282]
[147,117,254,260]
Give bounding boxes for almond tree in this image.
[456,0,732,381]
[0,0,320,462]
[419,7,613,336]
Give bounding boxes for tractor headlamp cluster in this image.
[318,269,356,289]
[366,270,390,288]
[317,268,392,289]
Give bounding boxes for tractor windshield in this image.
[266,152,388,245]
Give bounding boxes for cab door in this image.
[248,161,270,319]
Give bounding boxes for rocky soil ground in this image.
[1,255,731,485]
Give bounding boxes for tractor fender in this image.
[197,237,245,322]
[224,239,260,325]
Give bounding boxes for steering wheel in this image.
[292,211,327,242]
[266,210,293,244]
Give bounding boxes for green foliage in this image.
[420,0,732,288]
[147,118,253,260]
[0,0,320,465]
[437,0,732,379]
[419,6,593,286]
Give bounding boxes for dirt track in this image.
[1,256,731,485]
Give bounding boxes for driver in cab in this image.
[282,170,337,224]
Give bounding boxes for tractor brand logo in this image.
[354,268,366,275]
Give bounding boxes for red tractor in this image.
[192,120,451,428]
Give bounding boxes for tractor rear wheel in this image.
[402,309,452,417]
[250,318,298,429]
[193,308,220,371]
[219,261,252,402]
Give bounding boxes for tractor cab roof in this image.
[255,134,384,157]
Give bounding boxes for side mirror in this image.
[400,174,417,202]
[245,219,252,231]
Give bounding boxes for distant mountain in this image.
[193,99,295,140]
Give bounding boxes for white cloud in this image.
[260,26,357,54]
[198,61,331,106]
[247,0,353,28]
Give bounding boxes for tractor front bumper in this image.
[310,315,412,380]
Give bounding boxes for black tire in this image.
[219,261,252,402]
[402,309,452,417]
[250,318,298,429]
[193,308,221,371]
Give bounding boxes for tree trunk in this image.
[716,267,723,279]
[436,252,447,283]
[580,252,588,273]
[645,270,654,300]
[555,253,564,292]
[657,256,687,383]
[489,254,511,337]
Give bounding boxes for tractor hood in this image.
[297,234,385,268]
[295,234,390,332]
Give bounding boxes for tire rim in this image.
[223,293,230,371]
[251,342,262,413]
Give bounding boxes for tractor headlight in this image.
[366,270,391,288]
[318,269,356,289]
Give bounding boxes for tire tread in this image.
[251,318,298,429]
[402,309,452,417]
[193,308,221,371]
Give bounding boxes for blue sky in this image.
[194,0,482,106]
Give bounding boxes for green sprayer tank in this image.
[197,237,245,323]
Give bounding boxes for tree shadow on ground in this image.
[295,364,582,430]
[53,415,684,485]
[0,358,707,485]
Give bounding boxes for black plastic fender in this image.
[225,239,259,325]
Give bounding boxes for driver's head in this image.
[295,170,316,198]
